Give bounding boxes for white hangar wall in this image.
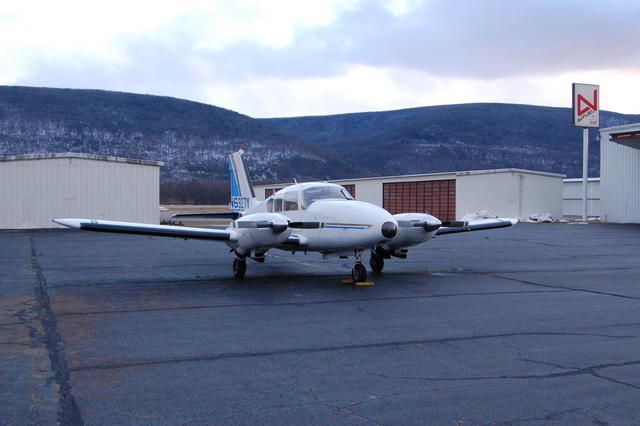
[600,124,640,223]
[455,169,564,219]
[255,168,564,220]
[0,153,162,229]
[562,178,600,218]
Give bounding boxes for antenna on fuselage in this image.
[294,178,298,184]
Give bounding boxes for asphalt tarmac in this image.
[2,223,640,425]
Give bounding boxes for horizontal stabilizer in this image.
[437,218,517,235]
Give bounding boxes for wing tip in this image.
[52,218,84,228]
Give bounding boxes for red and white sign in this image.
[572,83,599,128]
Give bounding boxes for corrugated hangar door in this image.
[383,180,456,220]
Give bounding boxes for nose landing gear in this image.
[351,249,368,282]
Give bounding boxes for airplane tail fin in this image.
[228,149,257,212]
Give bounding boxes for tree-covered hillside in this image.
[263,104,640,178]
[0,86,354,181]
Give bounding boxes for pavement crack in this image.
[588,321,640,330]
[68,331,635,372]
[376,359,640,391]
[0,321,25,327]
[478,407,583,425]
[30,234,84,425]
[510,238,564,247]
[589,371,640,391]
[56,289,567,317]
[480,272,640,301]
[520,358,577,371]
[0,341,33,347]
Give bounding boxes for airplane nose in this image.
[381,221,398,239]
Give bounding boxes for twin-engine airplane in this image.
[54,150,517,282]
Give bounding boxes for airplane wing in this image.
[171,212,241,221]
[53,218,236,241]
[436,218,517,235]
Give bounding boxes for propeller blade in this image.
[238,221,288,234]
[288,221,321,229]
[440,221,468,228]
[411,222,442,232]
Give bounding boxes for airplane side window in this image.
[273,197,283,212]
[266,198,274,212]
[284,191,299,211]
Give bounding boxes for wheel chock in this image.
[341,279,375,286]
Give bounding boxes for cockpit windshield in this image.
[302,185,353,209]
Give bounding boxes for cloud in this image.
[191,0,640,80]
[2,0,640,116]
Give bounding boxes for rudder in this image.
[228,149,257,212]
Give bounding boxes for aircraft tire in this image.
[369,252,384,273]
[352,264,367,282]
[233,258,246,279]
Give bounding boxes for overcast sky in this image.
[1,0,639,117]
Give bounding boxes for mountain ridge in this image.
[0,85,355,181]
[2,86,639,182]
[261,103,640,178]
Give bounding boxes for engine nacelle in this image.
[381,213,442,251]
[233,212,292,252]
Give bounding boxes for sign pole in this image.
[572,82,599,223]
[582,128,589,222]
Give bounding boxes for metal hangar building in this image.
[0,153,162,229]
[599,123,640,223]
[255,168,565,221]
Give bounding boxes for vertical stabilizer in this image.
[228,149,257,212]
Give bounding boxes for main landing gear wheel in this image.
[350,249,368,283]
[369,251,384,273]
[233,258,246,279]
[352,263,367,283]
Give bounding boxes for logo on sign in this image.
[577,89,598,116]
[572,83,599,128]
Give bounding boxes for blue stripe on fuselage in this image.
[323,225,369,230]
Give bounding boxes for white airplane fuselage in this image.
[235,197,402,254]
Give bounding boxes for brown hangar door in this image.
[383,179,456,221]
[341,184,356,199]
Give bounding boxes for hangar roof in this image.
[599,123,640,133]
[256,167,565,188]
[0,152,164,167]
[600,123,640,150]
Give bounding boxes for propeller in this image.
[412,222,442,232]
[237,221,288,234]
[441,221,469,228]
[288,221,321,229]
